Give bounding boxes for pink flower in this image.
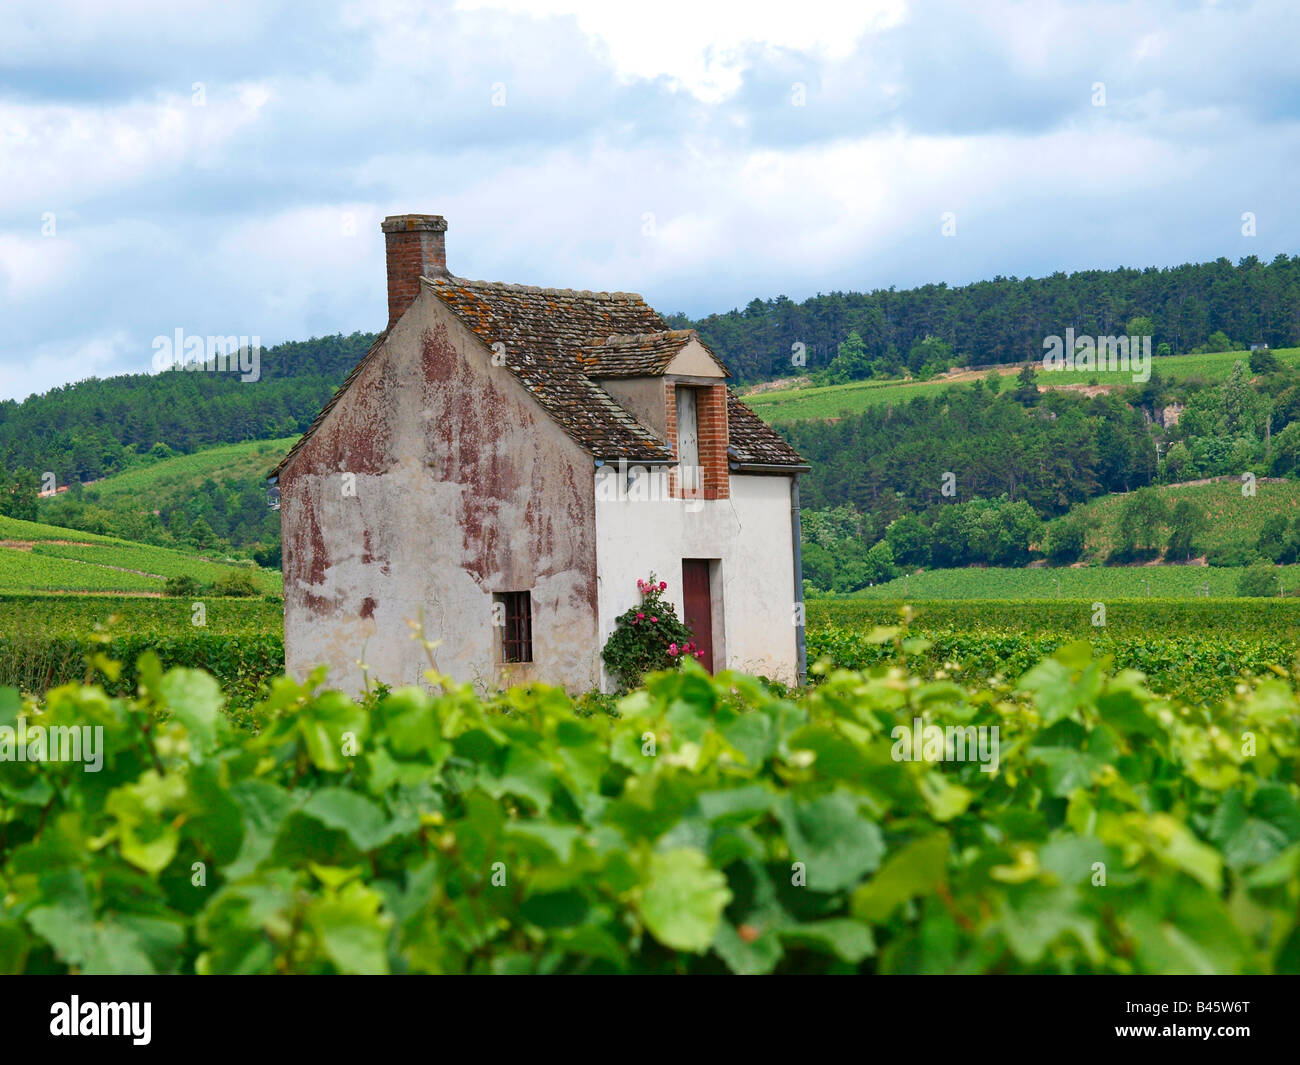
[695,651,704,659]
[636,612,645,620]
[668,642,679,655]
[650,616,658,623]
[659,581,667,591]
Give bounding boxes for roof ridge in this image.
[426,276,645,301]
[588,328,697,345]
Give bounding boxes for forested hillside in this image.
[39,439,294,563]
[791,354,1300,592]
[2,252,1296,493]
[676,253,1300,382]
[0,332,375,486]
[4,250,1299,573]
[786,381,1160,520]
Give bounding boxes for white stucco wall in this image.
[280,290,602,696]
[593,471,799,689]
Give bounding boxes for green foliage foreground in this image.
[2,645,1299,975]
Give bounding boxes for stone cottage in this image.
[271,214,809,693]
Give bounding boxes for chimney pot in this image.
[382,214,449,328]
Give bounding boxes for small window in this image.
[675,386,699,468]
[495,591,533,663]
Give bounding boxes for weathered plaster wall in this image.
[593,473,798,689]
[663,340,725,377]
[597,377,668,438]
[280,291,601,694]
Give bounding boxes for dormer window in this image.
[668,381,728,501]
[675,386,699,467]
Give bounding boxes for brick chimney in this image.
[381,214,449,328]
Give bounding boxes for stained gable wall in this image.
[279,290,601,693]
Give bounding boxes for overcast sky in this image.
[2,0,1297,400]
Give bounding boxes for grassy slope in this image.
[0,513,281,595]
[807,597,1300,636]
[34,435,294,558]
[0,593,280,633]
[835,564,1300,600]
[1068,478,1300,560]
[70,437,295,505]
[745,347,1300,424]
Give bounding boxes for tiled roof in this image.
[273,276,806,476]
[726,392,808,470]
[426,278,676,462]
[575,329,730,378]
[428,278,667,360]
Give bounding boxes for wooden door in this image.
[681,559,714,673]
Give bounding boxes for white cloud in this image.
[454,0,906,100]
[0,331,131,402]
[1,0,1299,399]
[0,231,77,297]
[0,87,269,211]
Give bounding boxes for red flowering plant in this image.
[600,573,698,690]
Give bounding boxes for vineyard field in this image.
[7,593,1300,709]
[0,514,281,595]
[0,594,280,634]
[30,541,281,590]
[807,597,1300,637]
[805,598,1300,703]
[0,595,283,714]
[5,648,1297,974]
[837,565,1300,600]
[806,626,1292,704]
[0,548,163,593]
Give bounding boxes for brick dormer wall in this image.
[666,380,729,501]
[697,383,729,500]
[664,379,676,458]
